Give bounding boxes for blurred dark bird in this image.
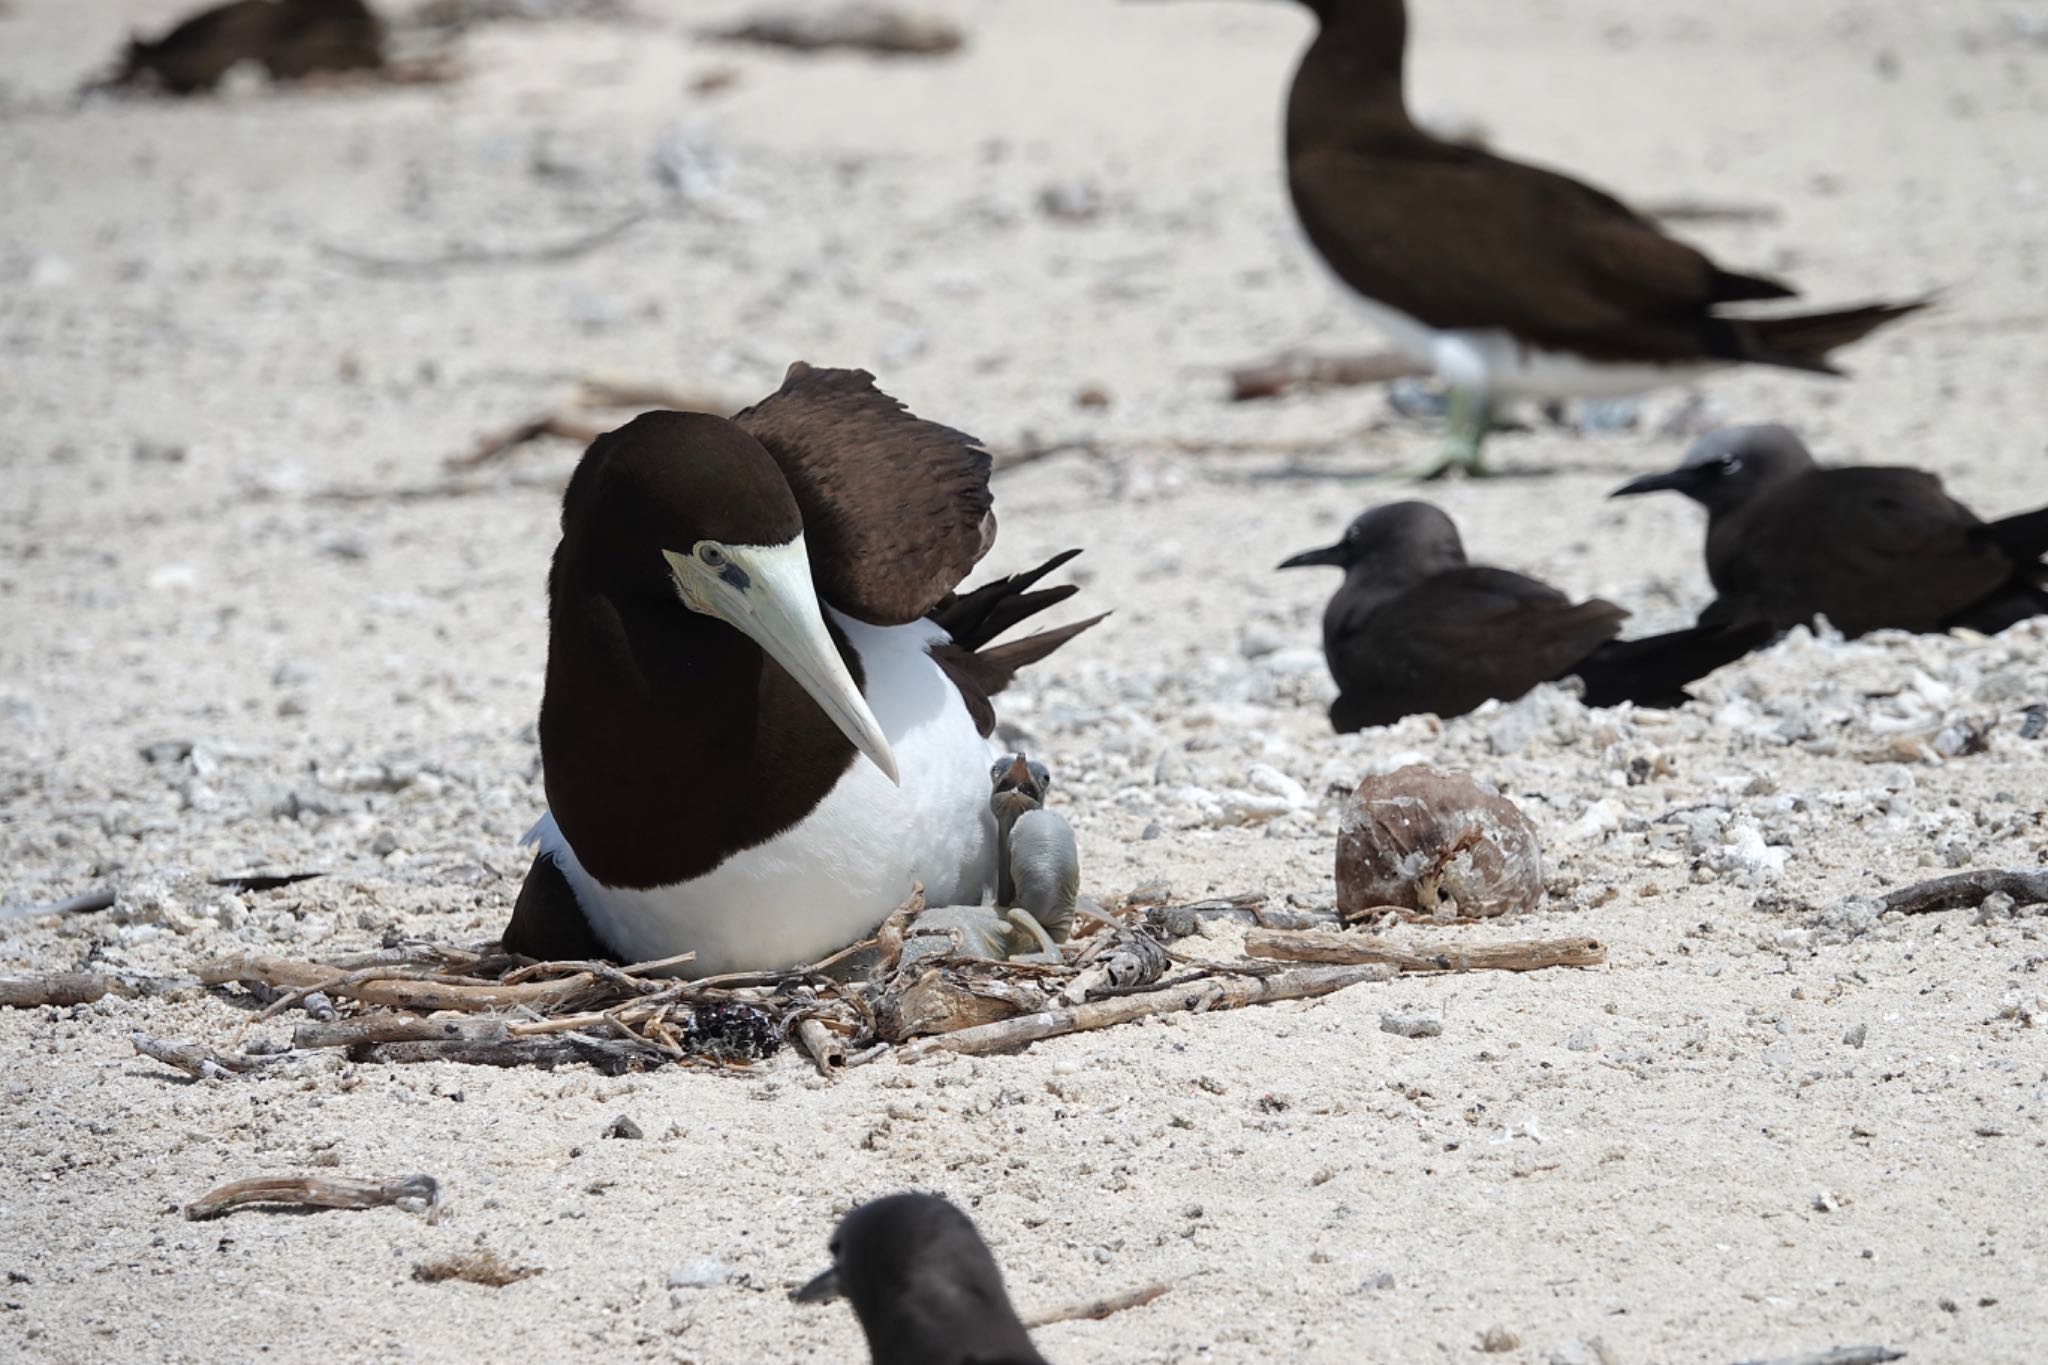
[1283,0,1925,477]
[1611,424,2048,637]
[105,0,384,95]
[502,364,1102,976]
[1279,501,1769,730]
[794,1193,1049,1365]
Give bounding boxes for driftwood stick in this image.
[354,1033,670,1075]
[797,1018,848,1075]
[1226,349,1426,401]
[183,1173,444,1223]
[1731,1348,1903,1365]
[1878,868,2048,916]
[200,953,594,1013]
[131,1033,280,1080]
[0,973,113,1008]
[445,411,606,469]
[1244,929,1608,973]
[0,886,117,920]
[293,1013,510,1050]
[1020,1280,1171,1329]
[316,211,650,278]
[896,963,1396,1061]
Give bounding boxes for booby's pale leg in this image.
[1407,385,1493,480]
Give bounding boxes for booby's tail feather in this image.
[929,548,1083,649]
[1714,298,1930,374]
[927,550,1105,736]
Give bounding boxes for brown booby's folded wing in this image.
[734,362,995,625]
[1288,144,1793,362]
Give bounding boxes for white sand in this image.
[2,1,2045,1360]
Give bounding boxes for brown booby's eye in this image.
[697,543,729,569]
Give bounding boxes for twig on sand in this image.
[0,886,117,920]
[1226,349,1426,401]
[797,1018,848,1075]
[1642,197,1781,226]
[895,962,1397,1061]
[184,1173,444,1223]
[0,973,114,1009]
[1021,1280,1172,1329]
[200,952,597,1013]
[292,1013,510,1050]
[1878,868,2048,916]
[316,211,651,278]
[354,1033,672,1075]
[1731,1347,1903,1365]
[413,1248,539,1287]
[131,1033,282,1080]
[1244,929,1608,973]
[444,378,738,470]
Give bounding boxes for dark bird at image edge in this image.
[1612,424,2048,638]
[794,1193,1049,1365]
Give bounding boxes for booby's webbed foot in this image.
[1404,386,1494,480]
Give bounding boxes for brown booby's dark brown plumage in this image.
[1279,501,1769,729]
[1612,424,2048,638]
[501,364,1102,976]
[1282,0,1926,476]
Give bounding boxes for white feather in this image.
[1343,287,1719,399]
[525,611,998,976]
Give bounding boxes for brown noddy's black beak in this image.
[1277,542,1347,570]
[791,1265,841,1304]
[1609,468,1696,499]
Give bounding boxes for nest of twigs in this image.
[118,883,1609,1080]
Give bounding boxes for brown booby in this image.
[1279,501,1770,729]
[793,1192,1049,1365]
[1282,0,1925,477]
[1611,424,2048,638]
[501,364,1103,976]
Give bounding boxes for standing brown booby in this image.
[501,364,1103,975]
[1283,0,1925,477]
[1611,424,2048,637]
[1279,501,1769,729]
[794,1193,1050,1365]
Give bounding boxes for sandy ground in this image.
[4,0,2048,1361]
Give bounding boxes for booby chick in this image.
[793,1192,1050,1365]
[502,364,1104,976]
[1282,0,1924,477]
[901,753,1080,966]
[1279,501,1770,730]
[1612,424,2048,637]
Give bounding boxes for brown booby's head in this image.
[1609,424,1815,517]
[988,752,1052,821]
[1277,500,1466,580]
[556,410,899,784]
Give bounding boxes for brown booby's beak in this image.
[1609,468,1695,499]
[1277,542,1347,570]
[664,535,900,785]
[791,1264,842,1304]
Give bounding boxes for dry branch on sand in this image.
[1877,867,2048,916]
[1244,928,1607,973]
[184,1173,444,1223]
[1021,1280,1172,1329]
